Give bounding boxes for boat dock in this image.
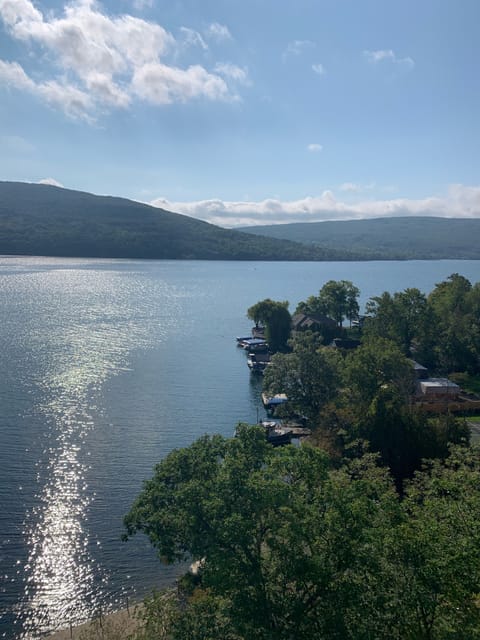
[237,330,311,444]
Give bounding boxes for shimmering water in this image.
[1,257,480,639]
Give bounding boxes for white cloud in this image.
[0,59,95,121]
[283,39,315,60]
[205,22,232,42]
[38,177,64,187]
[364,49,415,68]
[307,143,322,152]
[312,63,325,75]
[149,185,480,228]
[0,0,241,120]
[0,59,33,90]
[84,71,131,107]
[132,62,230,104]
[214,63,250,85]
[179,26,208,51]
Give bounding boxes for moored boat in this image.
[247,352,271,373]
[261,392,288,413]
[261,420,293,446]
[239,338,269,351]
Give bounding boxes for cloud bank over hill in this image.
[151,184,480,228]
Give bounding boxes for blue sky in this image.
[1,0,480,227]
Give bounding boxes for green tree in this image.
[353,390,468,489]
[344,337,415,411]
[364,287,432,358]
[295,293,327,317]
[389,446,480,639]
[319,280,360,327]
[125,427,399,639]
[427,274,478,373]
[295,280,360,328]
[125,428,480,640]
[263,332,342,421]
[247,299,291,352]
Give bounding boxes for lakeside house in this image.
[291,313,337,332]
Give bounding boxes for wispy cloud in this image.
[205,22,232,42]
[179,27,208,51]
[149,185,480,228]
[283,39,315,60]
[307,143,323,152]
[339,182,376,193]
[0,60,95,122]
[214,63,250,85]
[0,1,242,121]
[364,49,415,68]
[312,63,325,75]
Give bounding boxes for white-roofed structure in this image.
[417,378,460,399]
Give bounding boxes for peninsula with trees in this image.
[119,274,480,640]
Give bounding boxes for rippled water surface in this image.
[1,257,480,638]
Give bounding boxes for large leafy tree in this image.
[365,288,432,358]
[427,274,480,373]
[125,427,397,639]
[295,280,359,328]
[321,280,359,327]
[352,387,468,489]
[389,446,480,639]
[125,429,480,640]
[262,332,342,422]
[247,299,291,352]
[344,336,415,411]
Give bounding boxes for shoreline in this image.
[47,605,142,640]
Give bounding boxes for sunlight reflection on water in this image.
[3,265,182,638]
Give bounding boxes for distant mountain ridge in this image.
[0,181,355,261]
[240,217,480,259]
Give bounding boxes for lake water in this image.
[1,257,480,639]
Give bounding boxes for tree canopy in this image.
[363,275,480,374]
[247,299,291,352]
[263,332,342,421]
[295,280,359,327]
[125,428,480,640]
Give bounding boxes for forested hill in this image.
[0,181,354,261]
[240,216,480,259]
